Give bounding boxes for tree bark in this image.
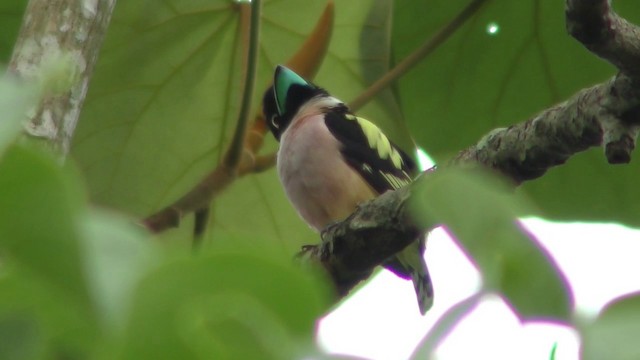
[9,0,116,157]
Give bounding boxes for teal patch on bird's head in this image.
[274,65,310,116]
[265,65,331,141]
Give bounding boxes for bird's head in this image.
[263,65,332,140]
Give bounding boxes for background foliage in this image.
[395,0,640,225]
[1,0,639,358]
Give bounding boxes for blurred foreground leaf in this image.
[0,72,36,155]
[121,250,331,359]
[411,169,572,320]
[0,146,89,302]
[582,292,640,360]
[0,143,332,359]
[81,209,158,333]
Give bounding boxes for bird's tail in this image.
[410,259,433,315]
[385,240,434,315]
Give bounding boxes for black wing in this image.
[325,110,421,279]
[324,111,417,194]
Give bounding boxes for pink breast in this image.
[277,114,376,231]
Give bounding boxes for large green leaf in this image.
[72,0,406,253]
[394,1,640,226]
[73,0,250,216]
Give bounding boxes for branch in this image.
[143,125,275,233]
[450,0,640,179]
[9,0,116,157]
[306,0,640,298]
[298,185,425,295]
[566,0,640,80]
[451,73,640,181]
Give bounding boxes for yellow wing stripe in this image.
[345,114,405,170]
[380,171,411,190]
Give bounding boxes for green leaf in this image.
[411,169,572,320]
[0,146,89,302]
[0,312,43,360]
[394,0,640,226]
[73,0,250,217]
[177,293,301,359]
[121,249,331,359]
[0,269,98,359]
[0,145,106,355]
[80,209,159,332]
[582,292,640,360]
[0,0,26,63]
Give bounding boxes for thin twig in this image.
[193,1,262,240]
[225,0,262,169]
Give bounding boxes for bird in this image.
[262,65,433,314]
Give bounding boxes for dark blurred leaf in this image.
[411,169,572,320]
[0,145,102,356]
[0,0,26,62]
[394,0,640,226]
[582,292,640,360]
[0,312,43,360]
[0,269,98,359]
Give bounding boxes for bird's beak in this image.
[273,65,310,116]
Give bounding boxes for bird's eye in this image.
[271,115,280,129]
